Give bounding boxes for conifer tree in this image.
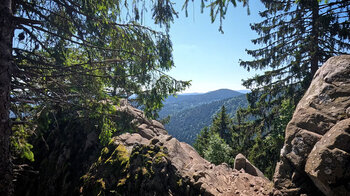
[0,1,190,194]
[194,106,233,165]
[241,0,350,121]
[203,133,233,165]
[193,126,210,157]
[236,0,350,177]
[194,0,350,178]
[211,105,232,144]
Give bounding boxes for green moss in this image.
[108,137,117,146]
[105,144,130,168]
[147,150,155,156]
[149,145,155,150]
[115,144,130,165]
[154,151,166,163]
[81,143,135,195]
[97,178,106,190]
[144,153,151,159]
[142,167,148,175]
[177,178,183,187]
[81,174,91,183]
[82,142,172,194]
[101,147,109,155]
[97,156,102,164]
[117,178,126,187]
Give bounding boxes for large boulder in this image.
[234,153,267,180]
[305,118,350,196]
[274,55,350,195]
[81,101,274,195]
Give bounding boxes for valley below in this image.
[159,89,248,144]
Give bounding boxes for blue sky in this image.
[166,1,266,93]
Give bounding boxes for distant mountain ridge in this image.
[159,89,243,118]
[159,89,248,144]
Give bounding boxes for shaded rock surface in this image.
[81,100,274,195]
[14,114,103,196]
[274,55,350,196]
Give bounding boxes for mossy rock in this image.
[81,141,182,195]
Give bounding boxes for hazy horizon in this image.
[178,88,251,95]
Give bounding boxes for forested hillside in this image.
[160,92,248,144]
[159,89,243,118]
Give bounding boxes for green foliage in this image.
[210,105,232,144]
[12,0,190,118]
[194,106,234,166]
[230,109,253,156]
[11,124,34,162]
[231,98,295,179]
[238,0,350,137]
[10,0,191,170]
[203,133,233,165]
[193,127,210,157]
[248,133,283,179]
[272,98,295,136]
[99,117,118,146]
[234,0,350,179]
[193,98,295,178]
[183,0,249,32]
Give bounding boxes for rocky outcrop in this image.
[234,153,267,180]
[305,118,350,196]
[14,112,103,196]
[81,100,274,196]
[274,55,350,195]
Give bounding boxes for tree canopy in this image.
[193,106,233,166]
[1,0,190,195]
[210,105,232,143]
[183,0,249,32]
[237,0,350,177]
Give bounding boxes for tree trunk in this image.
[0,0,13,195]
[310,0,319,78]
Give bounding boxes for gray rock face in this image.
[305,119,350,196]
[82,101,274,196]
[274,55,350,195]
